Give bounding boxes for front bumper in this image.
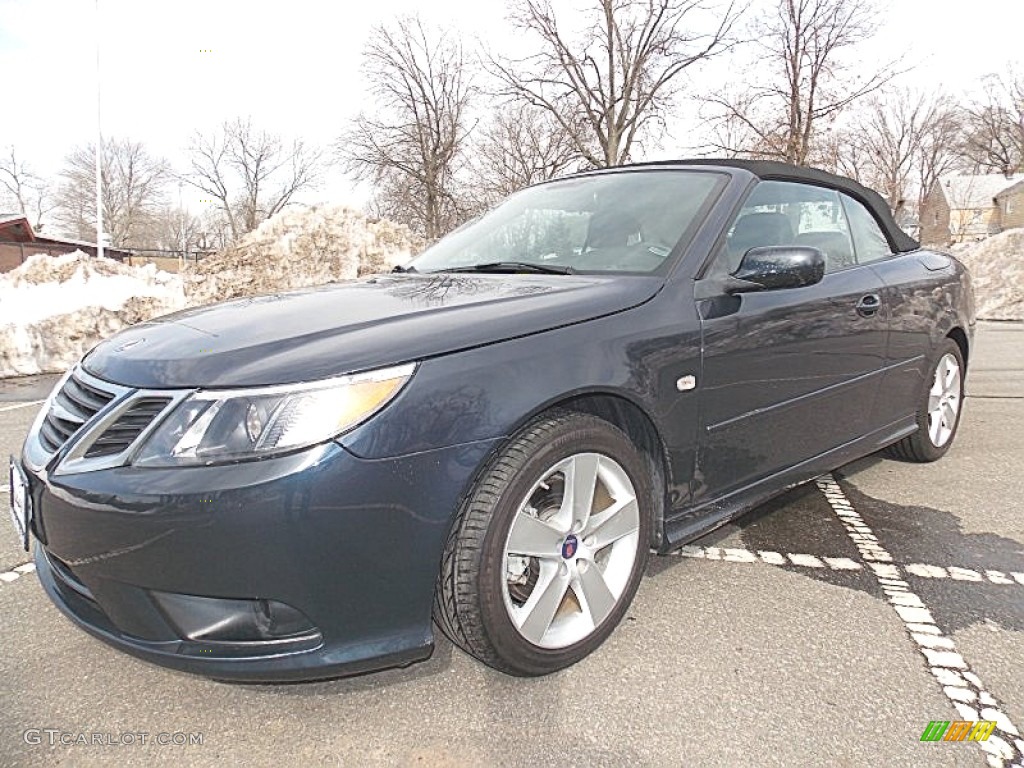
[25,437,498,682]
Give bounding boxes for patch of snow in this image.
[952,228,1024,321]
[183,205,424,305]
[0,252,185,377]
[0,207,424,378]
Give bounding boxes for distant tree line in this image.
[0,121,323,253]
[1,0,1022,249]
[342,0,1023,238]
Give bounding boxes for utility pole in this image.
[178,181,186,270]
[94,0,104,260]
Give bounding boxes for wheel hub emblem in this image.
[561,534,578,559]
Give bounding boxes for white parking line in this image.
[0,400,43,413]
[674,545,1022,587]
[0,562,35,584]
[905,563,1024,585]
[816,475,1023,767]
[2,467,1019,764]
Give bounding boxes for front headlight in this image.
[133,363,415,467]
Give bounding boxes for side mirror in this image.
[729,246,825,292]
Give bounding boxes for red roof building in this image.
[0,214,132,272]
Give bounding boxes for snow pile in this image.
[183,205,424,305]
[0,208,423,378]
[0,252,185,377]
[953,229,1024,321]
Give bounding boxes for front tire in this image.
[434,411,652,676]
[885,339,965,462]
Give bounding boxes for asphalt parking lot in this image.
[1,322,1021,768]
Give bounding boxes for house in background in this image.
[995,182,1024,232]
[0,213,132,272]
[919,173,1024,246]
[893,200,920,241]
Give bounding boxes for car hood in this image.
[83,273,664,388]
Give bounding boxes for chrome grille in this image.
[38,369,118,453]
[83,397,172,458]
[25,365,190,476]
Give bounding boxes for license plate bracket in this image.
[8,457,32,552]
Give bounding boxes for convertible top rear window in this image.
[410,171,724,275]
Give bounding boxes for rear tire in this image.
[884,338,965,463]
[434,410,652,676]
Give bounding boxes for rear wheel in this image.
[885,339,965,462]
[434,411,651,676]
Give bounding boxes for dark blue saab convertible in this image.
[10,160,974,681]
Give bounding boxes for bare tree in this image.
[844,90,961,211]
[470,103,581,207]
[187,117,324,241]
[915,98,964,214]
[490,0,741,169]
[339,17,474,240]
[708,0,899,165]
[130,205,205,255]
[961,71,1024,175]
[705,88,766,160]
[54,138,170,246]
[817,91,963,223]
[815,124,867,181]
[363,168,456,237]
[0,146,55,231]
[853,94,922,209]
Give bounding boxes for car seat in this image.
[585,210,643,250]
[725,212,795,270]
[795,231,855,271]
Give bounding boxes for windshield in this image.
[408,170,725,275]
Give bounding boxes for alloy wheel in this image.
[927,352,961,447]
[500,452,641,649]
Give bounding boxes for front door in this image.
[693,180,889,502]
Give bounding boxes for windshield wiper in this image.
[435,261,574,275]
[392,264,418,273]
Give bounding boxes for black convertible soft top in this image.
[638,158,921,253]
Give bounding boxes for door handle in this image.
[855,293,881,317]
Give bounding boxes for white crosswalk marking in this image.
[671,544,1022,586]
[0,561,35,585]
[815,475,1022,768]
[667,478,1024,767]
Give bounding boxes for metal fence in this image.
[120,248,218,274]
[123,247,219,264]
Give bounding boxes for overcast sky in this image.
[1,0,1020,210]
